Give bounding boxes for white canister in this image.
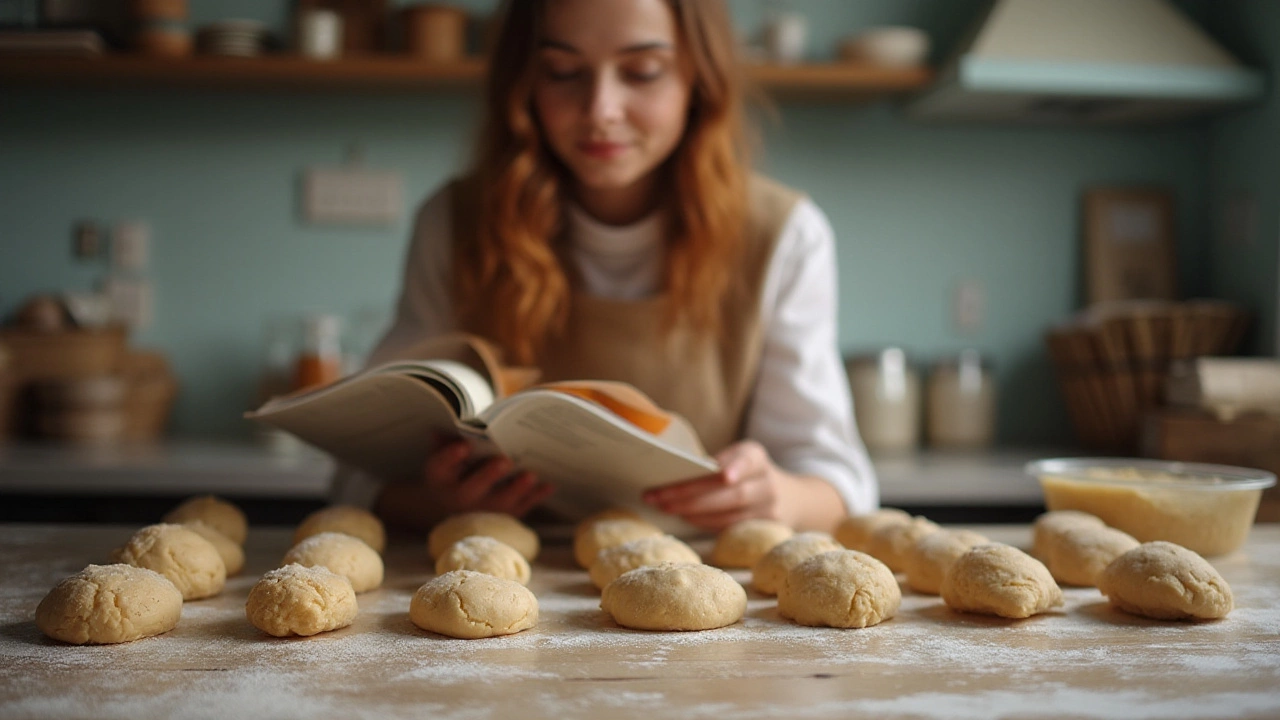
[763,11,807,64]
[295,9,343,60]
[846,348,921,454]
[926,350,996,449]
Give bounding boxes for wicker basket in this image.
[121,350,178,440]
[1045,300,1250,454]
[0,325,128,381]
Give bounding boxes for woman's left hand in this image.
[642,440,842,532]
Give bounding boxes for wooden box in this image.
[1143,408,1280,522]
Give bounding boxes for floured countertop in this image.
[1,523,1277,720]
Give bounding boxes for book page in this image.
[247,373,474,483]
[482,390,718,534]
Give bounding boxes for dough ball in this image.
[245,564,358,637]
[428,512,539,562]
[1041,525,1139,588]
[163,495,247,545]
[941,544,1063,619]
[778,550,900,628]
[1032,510,1105,561]
[410,570,538,639]
[1098,541,1233,621]
[112,523,226,601]
[35,564,182,645]
[600,563,746,631]
[282,532,384,593]
[751,532,844,596]
[904,529,990,595]
[710,519,794,568]
[574,507,643,539]
[435,536,531,585]
[295,505,386,555]
[590,535,701,590]
[865,516,941,573]
[573,518,662,569]
[181,521,245,576]
[834,508,911,551]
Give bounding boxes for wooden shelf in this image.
[0,55,487,90]
[0,55,932,100]
[748,61,932,100]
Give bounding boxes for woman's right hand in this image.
[423,439,554,519]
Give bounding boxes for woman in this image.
[337,0,877,532]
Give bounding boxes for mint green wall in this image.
[1206,1,1280,355]
[0,0,1248,445]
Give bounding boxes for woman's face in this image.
[532,0,693,204]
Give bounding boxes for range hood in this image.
[908,0,1266,124]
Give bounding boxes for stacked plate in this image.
[197,20,268,57]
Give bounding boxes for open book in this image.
[246,333,717,531]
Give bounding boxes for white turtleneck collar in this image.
[566,202,666,301]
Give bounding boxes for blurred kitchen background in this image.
[1,0,1277,524]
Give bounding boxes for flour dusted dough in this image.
[163,495,248,545]
[435,535,532,585]
[865,516,940,572]
[428,512,539,562]
[295,505,386,554]
[904,529,989,595]
[711,519,794,568]
[282,531,384,593]
[941,544,1063,619]
[112,523,226,601]
[600,563,746,631]
[834,508,911,552]
[575,507,643,538]
[36,564,182,645]
[573,518,663,569]
[246,564,358,637]
[1032,510,1105,562]
[778,550,900,628]
[1098,541,1233,621]
[410,570,538,639]
[182,520,245,576]
[590,535,701,590]
[1041,524,1139,588]
[751,532,844,596]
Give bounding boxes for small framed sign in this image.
[1083,188,1177,305]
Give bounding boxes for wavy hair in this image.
[454,0,749,365]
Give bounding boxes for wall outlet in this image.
[302,166,403,226]
[953,280,984,333]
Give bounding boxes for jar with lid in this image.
[293,314,344,392]
[845,348,921,454]
[926,349,996,450]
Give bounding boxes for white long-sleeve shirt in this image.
[333,185,879,515]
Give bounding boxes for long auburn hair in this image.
[454,0,750,365]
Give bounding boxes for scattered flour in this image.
[2,525,1278,720]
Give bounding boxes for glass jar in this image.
[927,349,996,450]
[846,348,921,454]
[292,313,344,392]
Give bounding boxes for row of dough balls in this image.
[263,509,542,641]
[36,495,250,645]
[834,508,1233,621]
[36,498,392,644]
[247,504,389,637]
[414,510,746,635]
